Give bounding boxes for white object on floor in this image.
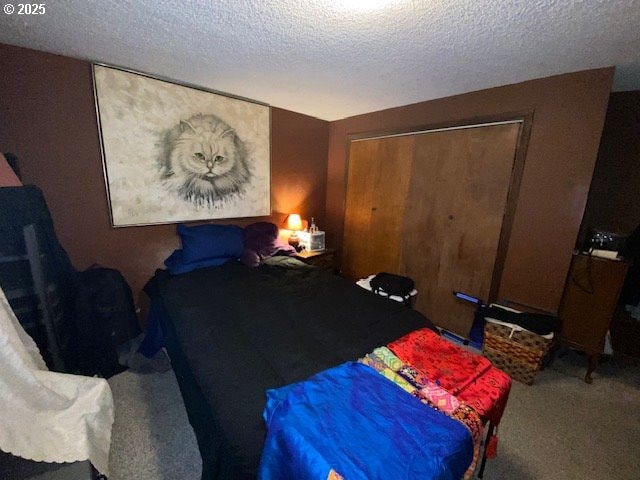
[0,286,114,475]
[603,329,614,355]
[356,274,418,303]
[625,303,640,321]
[590,249,619,260]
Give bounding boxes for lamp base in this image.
[288,234,302,252]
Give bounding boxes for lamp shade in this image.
[287,213,303,231]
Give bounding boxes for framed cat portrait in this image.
[92,64,271,227]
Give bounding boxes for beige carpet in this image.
[108,369,201,480]
[108,350,640,479]
[489,350,640,480]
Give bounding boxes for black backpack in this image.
[370,272,415,307]
[73,267,141,378]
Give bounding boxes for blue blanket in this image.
[259,362,473,480]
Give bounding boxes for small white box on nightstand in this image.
[298,231,326,252]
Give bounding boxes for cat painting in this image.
[158,114,252,207]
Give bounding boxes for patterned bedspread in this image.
[259,329,511,480]
[259,362,473,480]
[388,328,511,425]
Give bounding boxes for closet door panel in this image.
[342,137,414,279]
[400,123,520,335]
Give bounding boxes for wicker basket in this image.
[483,315,554,385]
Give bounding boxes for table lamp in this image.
[287,213,303,250]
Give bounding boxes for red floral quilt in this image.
[388,328,511,425]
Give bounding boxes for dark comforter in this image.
[145,259,435,479]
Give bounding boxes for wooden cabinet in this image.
[558,253,629,383]
[295,249,336,271]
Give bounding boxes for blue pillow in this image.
[164,249,233,275]
[177,223,244,264]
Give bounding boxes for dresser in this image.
[558,252,629,383]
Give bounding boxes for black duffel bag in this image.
[370,272,415,307]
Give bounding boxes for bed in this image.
[143,223,510,479]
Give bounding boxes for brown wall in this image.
[0,41,616,315]
[581,91,640,238]
[327,68,614,314]
[0,43,329,303]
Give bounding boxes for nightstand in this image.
[295,248,336,271]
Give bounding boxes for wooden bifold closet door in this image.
[343,123,521,336]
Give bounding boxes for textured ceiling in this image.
[1,0,639,120]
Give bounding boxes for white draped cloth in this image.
[0,286,114,475]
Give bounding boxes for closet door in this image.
[342,136,415,279]
[343,123,521,336]
[400,123,520,335]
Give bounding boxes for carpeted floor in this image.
[107,350,640,480]
[107,369,201,480]
[488,351,640,479]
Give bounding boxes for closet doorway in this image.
[342,121,524,335]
